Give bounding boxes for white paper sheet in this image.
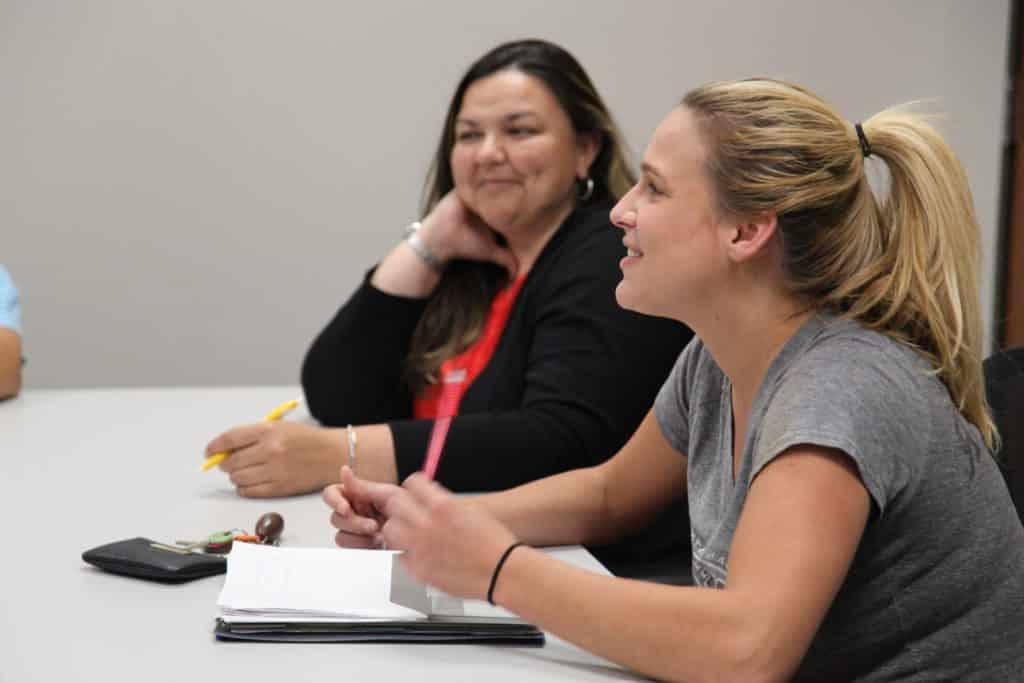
[216,543,427,621]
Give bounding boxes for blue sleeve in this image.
[0,266,22,335]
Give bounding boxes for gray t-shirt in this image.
[655,315,1024,681]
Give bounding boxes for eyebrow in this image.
[641,162,667,183]
[455,111,541,127]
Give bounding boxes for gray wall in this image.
[3,0,1011,388]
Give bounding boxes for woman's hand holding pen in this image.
[324,466,397,549]
[325,467,518,602]
[204,422,345,498]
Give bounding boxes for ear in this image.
[575,132,600,179]
[722,212,779,264]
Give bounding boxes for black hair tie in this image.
[855,122,872,158]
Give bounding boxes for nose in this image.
[610,186,638,231]
[477,133,507,164]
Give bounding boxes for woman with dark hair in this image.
[205,39,691,575]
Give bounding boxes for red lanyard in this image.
[420,276,526,479]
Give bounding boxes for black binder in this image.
[214,615,545,644]
[213,547,544,645]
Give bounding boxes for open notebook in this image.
[214,542,544,644]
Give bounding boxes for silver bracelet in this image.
[404,221,445,271]
[345,424,358,474]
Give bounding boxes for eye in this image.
[644,177,664,197]
[455,130,482,143]
[507,127,537,137]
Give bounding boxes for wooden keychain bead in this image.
[255,512,284,544]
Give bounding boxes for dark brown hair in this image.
[406,39,634,391]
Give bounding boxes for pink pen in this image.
[421,369,467,480]
[419,275,528,480]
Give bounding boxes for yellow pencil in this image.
[200,399,300,472]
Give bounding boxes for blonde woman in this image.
[326,78,1024,681]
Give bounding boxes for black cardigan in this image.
[302,202,694,573]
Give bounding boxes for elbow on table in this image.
[302,388,334,425]
[665,609,803,683]
[299,352,372,426]
[701,623,803,683]
[301,380,390,427]
[300,365,344,426]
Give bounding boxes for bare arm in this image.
[325,408,686,547]
[478,408,687,546]
[0,327,22,399]
[491,446,870,683]
[374,444,869,683]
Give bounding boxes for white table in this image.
[0,387,644,682]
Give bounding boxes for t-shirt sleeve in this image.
[751,336,925,515]
[655,337,702,456]
[0,267,22,335]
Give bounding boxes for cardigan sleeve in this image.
[300,275,427,426]
[389,226,692,491]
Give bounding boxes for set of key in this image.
[150,512,284,555]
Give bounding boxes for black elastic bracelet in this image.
[486,542,525,606]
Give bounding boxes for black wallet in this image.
[82,537,227,582]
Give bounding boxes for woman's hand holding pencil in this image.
[203,400,354,498]
[201,399,300,471]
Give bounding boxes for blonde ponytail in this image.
[683,80,997,449]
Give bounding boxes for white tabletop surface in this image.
[0,387,644,682]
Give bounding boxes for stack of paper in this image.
[213,542,544,645]
[217,543,426,622]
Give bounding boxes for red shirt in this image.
[413,275,527,419]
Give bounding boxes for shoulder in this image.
[538,202,621,271]
[677,335,719,391]
[754,316,943,502]
[520,202,618,302]
[654,335,724,453]
[0,266,18,305]
[779,316,938,411]
[657,336,721,416]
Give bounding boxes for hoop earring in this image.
[579,176,594,202]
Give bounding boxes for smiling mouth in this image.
[627,248,642,257]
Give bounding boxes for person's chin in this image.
[475,204,521,233]
[617,280,670,319]
[614,281,646,314]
